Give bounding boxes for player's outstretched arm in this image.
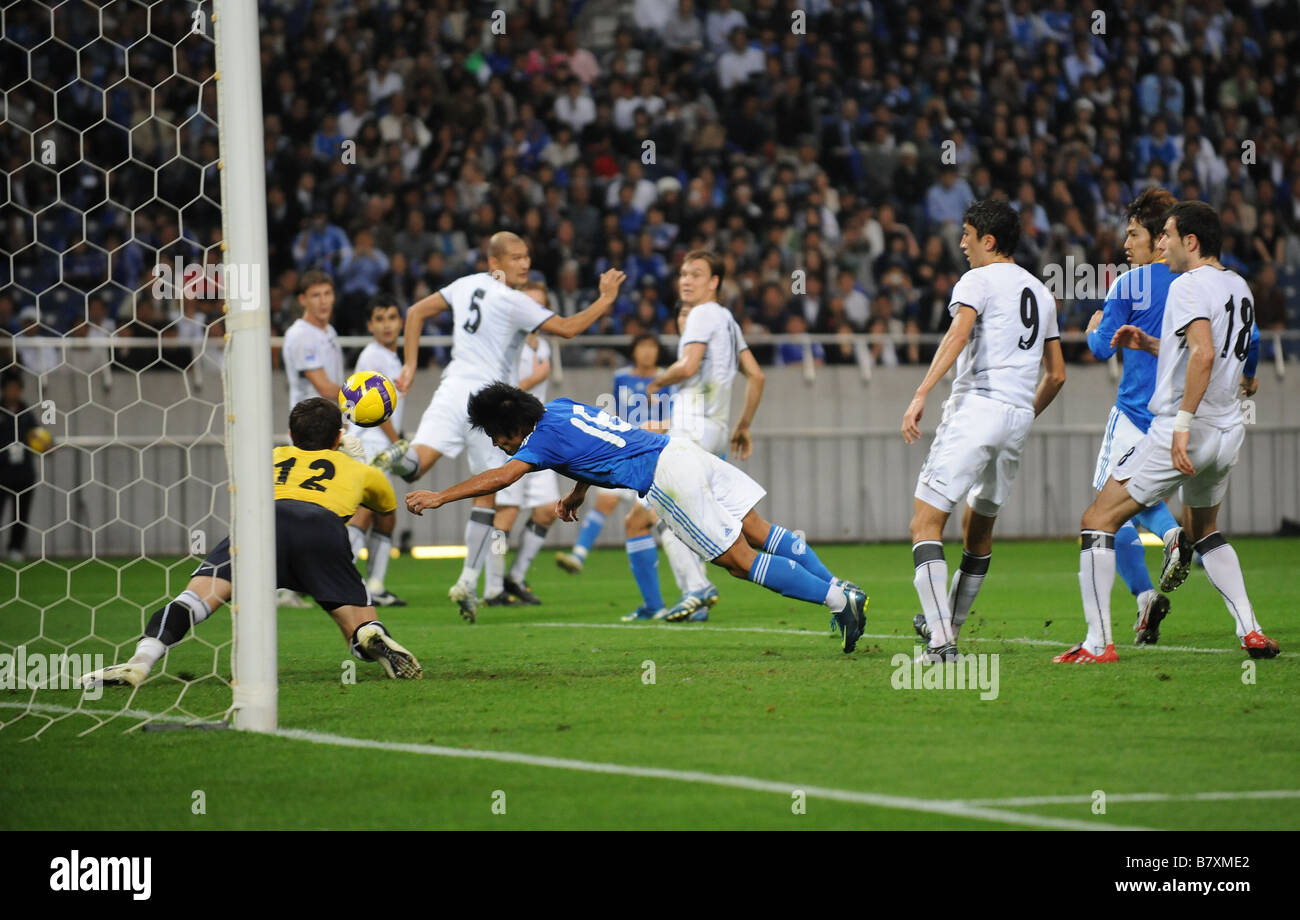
[304,368,341,400]
[647,342,705,395]
[731,348,765,460]
[555,481,590,523]
[1033,338,1067,417]
[406,459,532,514]
[901,305,976,444]
[1110,324,1159,355]
[1171,318,1214,476]
[395,291,449,392]
[538,269,626,338]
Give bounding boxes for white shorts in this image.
[1113,416,1244,509]
[358,428,392,464]
[644,438,765,560]
[668,415,729,457]
[915,393,1035,517]
[596,486,639,506]
[498,467,562,509]
[412,375,507,474]
[1092,406,1146,491]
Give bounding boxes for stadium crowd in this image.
[2,0,1299,372]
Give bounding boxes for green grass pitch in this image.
[2,539,1297,830]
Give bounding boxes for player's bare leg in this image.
[1183,503,1278,658]
[558,489,621,573]
[83,576,231,688]
[909,498,958,659]
[705,510,866,652]
[1055,476,1144,663]
[504,505,554,605]
[620,502,667,620]
[330,603,421,679]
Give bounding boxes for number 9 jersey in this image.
[272,445,396,518]
[948,263,1059,412]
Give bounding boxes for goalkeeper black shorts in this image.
[192,499,371,611]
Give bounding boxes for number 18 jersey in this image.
[438,273,555,386]
[512,398,670,496]
[1149,265,1253,428]
[947,262,1059,412]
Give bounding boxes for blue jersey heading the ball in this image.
[513,398,669,496]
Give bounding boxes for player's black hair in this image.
[630,332,660,356]
[289,397,343,450]
[365,296,400,321]
[1125,186,1178,244]
[467,382,545,443]
[1165,200,1222,259]
[962,198,1020,257]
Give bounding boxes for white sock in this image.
[366,531,392,590]
[459,507,495,587]
[662,524,710,593]
[912,541,953,646]
[1195,533,1261,637]
[130,637,166,670]
[1136,588,1157,615]
[510,520,548,583]
[948,551,989,640]
[1079,531,1115,655]
[485,529,507,597]
[347,524,366,562]
[823,582,847,610]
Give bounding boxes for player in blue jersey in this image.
[554,333,673,575]
[1081,187,1184,645]
[405,383,870,653]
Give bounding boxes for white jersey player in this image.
[620,250,765,623]
[345,298,408,607]
[902,199,1066,661]
[488,281,564,606]
[1065,201,1278,663]
[373,231,625,621]
[278,270,346,609]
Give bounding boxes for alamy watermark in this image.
[1042,257,1147,302]
[890,650,1000,700]
[150,257,260,305]
[0,646,105,700]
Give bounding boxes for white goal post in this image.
[213,0,275,732]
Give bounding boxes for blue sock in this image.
[626,536,663,610]
[1114,523,1152,597]
[747,551,831,605]
[762,524,835,582]
[1133,502,1178,540]
[574,510,606,560]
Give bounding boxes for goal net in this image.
[0,0,274,737]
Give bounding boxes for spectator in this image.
[717,28,765,93]
[706,0,747,54]
[292,210,352,277]
[924,169,975,232]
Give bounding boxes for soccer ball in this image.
[26,427,53,453]
[339,371,397,428]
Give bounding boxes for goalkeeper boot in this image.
[357,624,422,679]
[1133,590,1169,645]
[82,662,149,689]
[1159,527,1194,593]
[1241,631,1280,659]
[448,580,478,623]
[1052,642,1118,663]
[555,551,585,574]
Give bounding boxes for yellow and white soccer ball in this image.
[339,371,397,428]
[26,427,54,453]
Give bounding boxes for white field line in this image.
[3,701,1146,830]
[525,621,1295,657]
[959,790,1300,807]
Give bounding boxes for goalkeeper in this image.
[85,397,421,686]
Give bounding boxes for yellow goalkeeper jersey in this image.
[271,445,396,518]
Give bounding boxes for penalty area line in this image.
[524,622,1290,657]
